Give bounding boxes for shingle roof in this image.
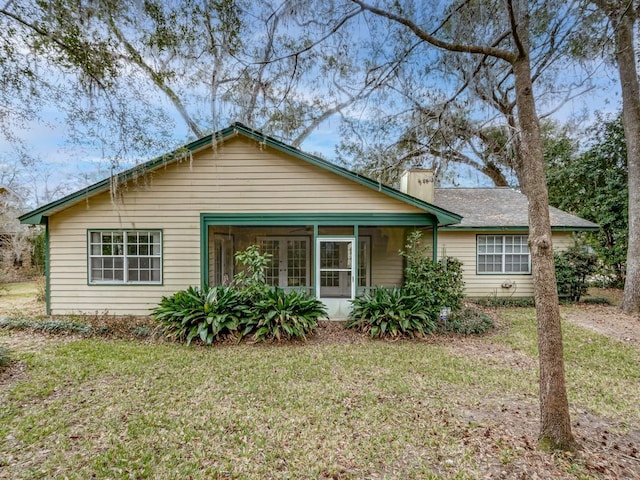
[432,188,599,230]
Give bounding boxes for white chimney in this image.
[399,169,435,203]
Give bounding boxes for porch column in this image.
[433,224,438,262]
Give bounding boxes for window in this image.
[477,235,530,274]
[89,230,162,284]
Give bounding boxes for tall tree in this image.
[589,0,640,314]
[340,0,578,450]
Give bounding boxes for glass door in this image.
[316,238,356,318]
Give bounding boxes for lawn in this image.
[1,309,639,479]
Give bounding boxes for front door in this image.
[316,238,356,319]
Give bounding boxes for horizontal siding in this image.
[439,231,576,298]
[48,136,424,315]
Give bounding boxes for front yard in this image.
[1,284,639,479]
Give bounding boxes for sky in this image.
[0,2,626,209]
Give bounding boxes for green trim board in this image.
[19,122,462,226]
[200,212,438,227]
[439,226,599,232]
[44,217,50,315]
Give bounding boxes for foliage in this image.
[30,230,46,276]
[580,297,611,305]
[153,285,247,345]
[153,246,324,344]
[554,244,598,302]
[346,287,437,338]
[0,317,93,335]
[401,231,465,315]
[346,231,464,338]
[546,115,627,286]
[0,344,10,371]
[439,308,494,335]
[474,296,536,308]
[244,288,326,341]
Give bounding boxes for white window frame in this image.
[88,230,162,285]
[477,234,531,275]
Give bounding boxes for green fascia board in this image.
[439,225,600,232]
[201,212,437,226]
[20,123,461,226]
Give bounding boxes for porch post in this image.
[354,224,359,296]
[433,224,438,262]
[312,224,318,297]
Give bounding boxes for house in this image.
[19,123,461,317]
[19,123,597,317]
[432,187,598,298]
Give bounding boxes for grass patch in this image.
[496,309,640,422]
[0,344,10,371]
[1,308,638,478]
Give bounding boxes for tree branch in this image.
[351,0,517,63]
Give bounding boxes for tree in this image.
[589,0,640,314]
[340,0,577,450]
[331,0,595,189]
[546,116,628,286]
[0,0,378,202]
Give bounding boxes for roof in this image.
[19,123,462,226]
[432,188,599,231]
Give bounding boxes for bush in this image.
[554,244,598,302]
[153,285,249,345]
[243,288,326,341]
[439,308,494,335]
[346,287,437,338]
[153,246,324,344]
[0,345,10,372]
[401,231,465,315]
[0,317,94,335]
[474,296,536,308]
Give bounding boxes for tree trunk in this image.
[512,55,577,450]
[614,8,640,314]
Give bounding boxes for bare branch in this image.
[351,0,517,63]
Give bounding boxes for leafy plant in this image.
[243,288,326,341]
[401,231,465,316]
[346,287,437,338]
[554,244,598,302]
[153,285,249,345]
[474,296,536,308]
[439,308,494,335]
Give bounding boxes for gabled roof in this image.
[433,188,599,231]
[19,123,462,226]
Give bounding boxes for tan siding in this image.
[365,227,405,287]
[48,136,424,315]
[438,230,576,298]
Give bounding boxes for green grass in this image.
[496,308,640,423]
[1,310,638,478]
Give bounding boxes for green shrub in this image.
[0,345,10,372]
[153,246,324,344]
[580,297,611,305]
[0,317,94,335]
[346,287,437,338]
[554,244,598,302]
[401,231,465,315]
[439,308,494,335]
[243,288,326,341]
[474,296,536,308]
[153,286,249,345]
